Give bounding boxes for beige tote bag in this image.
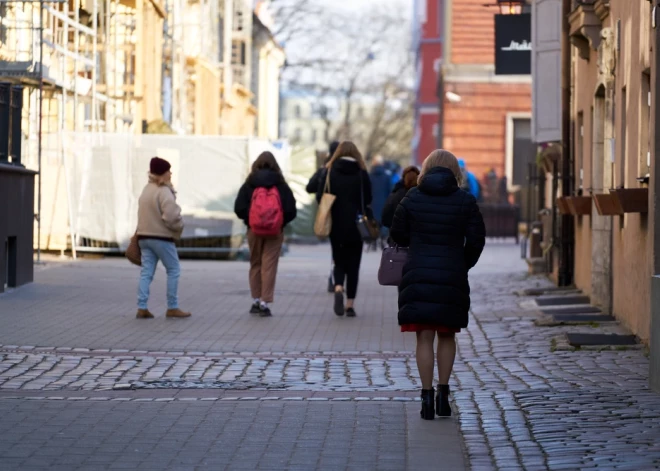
[314,170,336,238]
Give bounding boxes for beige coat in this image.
[136,177,184,240]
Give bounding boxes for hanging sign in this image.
[495,13,532,75]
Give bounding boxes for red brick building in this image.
[439,0,532,188]
[412,0,443,164]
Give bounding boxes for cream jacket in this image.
[136,178,184,240]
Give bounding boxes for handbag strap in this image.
[323,168,332,194]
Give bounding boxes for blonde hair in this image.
[326,141,367,170]
[148,172,175,193]
[419,149,463,186]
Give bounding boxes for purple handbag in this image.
[377,246,409,286]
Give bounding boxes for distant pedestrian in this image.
[306,141,339,194]
[390,149,485,419]
[316,141,372,317]
[234,152,297,317]
[458,159,481,202]
[381,165,420,231]
[136,157,190,319]
[307,140,340,293]
[369,155,393,247]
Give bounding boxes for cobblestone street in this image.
[1,243,659,470]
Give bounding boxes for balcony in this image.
[568,0,601,60]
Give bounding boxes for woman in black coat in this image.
[381,165,420,229]
[234,152,297,317]
[316,141,372,317]
[390,149,485,420]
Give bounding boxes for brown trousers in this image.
[247,230,283,303]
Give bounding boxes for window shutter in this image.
[532,0,562,143]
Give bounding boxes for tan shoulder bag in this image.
[313,169,336,239]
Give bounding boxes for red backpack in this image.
[249,187,284,237]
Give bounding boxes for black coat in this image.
[306,168,325,194]
[381,181,408,229]
[234,169,297,228]
[390,167,486,328]
[316,158,372,244]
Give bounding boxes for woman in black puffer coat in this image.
[390,149,485,420]
[381,165,420,230]
[316,141,372,318]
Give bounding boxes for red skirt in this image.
[401,324,460,333]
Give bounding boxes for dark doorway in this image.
[511,118,537,222]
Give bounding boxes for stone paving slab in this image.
[453,259,660,470]
[0,247,409,353]
[3,243,660,470]
[0,398,464,471]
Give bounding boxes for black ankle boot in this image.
[436,385,451,417]
[420,388,435,420]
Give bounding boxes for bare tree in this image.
[272,0,414,160]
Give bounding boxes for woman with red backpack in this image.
[234,152,297,317]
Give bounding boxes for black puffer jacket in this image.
[234,169,297,228]
[316,158,372,244]
[390,167,485,328]
[306,167,325,194]
[381,181,408,229]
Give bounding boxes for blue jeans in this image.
[137,239,180,310]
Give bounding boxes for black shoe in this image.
[334,291,344,316]
[345,308,356,317]
[420,388,435,420]
[436,385,451,417]
[250,302,261,314]
[259,305,272,317]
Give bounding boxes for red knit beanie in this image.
[150,157,171,176]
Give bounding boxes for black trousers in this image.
[330,238,363,299]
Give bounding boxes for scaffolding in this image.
[0,0,101,260]
[0,0,161,256]
[0,0,262,255]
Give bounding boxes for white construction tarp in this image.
[61,133,291,250]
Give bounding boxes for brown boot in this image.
[136,309,155,319]
[166,308,191,318]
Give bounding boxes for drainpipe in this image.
[558,0,574,286]
[436,0,445,150]
[649,0,660,392]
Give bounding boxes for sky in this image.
[274,0,412,92]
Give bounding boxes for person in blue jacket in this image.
[458,159,481,202]
[370,155,394,246]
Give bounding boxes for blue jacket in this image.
[458,159,480,201]
[369,165,393,224]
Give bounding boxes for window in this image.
[619,87,627,187]
[218,14,224,62]
[640,72,651,177]
[293,128,302,142]
[0,4,7,44]
[311,129,317,143]
[294,105,301,119]
[577,111,584,189]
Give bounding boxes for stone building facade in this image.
[440,0,533,181]
[569,0,652,341]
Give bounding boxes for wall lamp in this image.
[496,0,524,14]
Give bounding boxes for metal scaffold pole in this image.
[36,0,44,264]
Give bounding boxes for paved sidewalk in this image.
[0,399,464,471]
[2,242,660,470]
[0,244,468,471]
[0,247,408,353]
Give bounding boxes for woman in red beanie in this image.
[135,157,191,319]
